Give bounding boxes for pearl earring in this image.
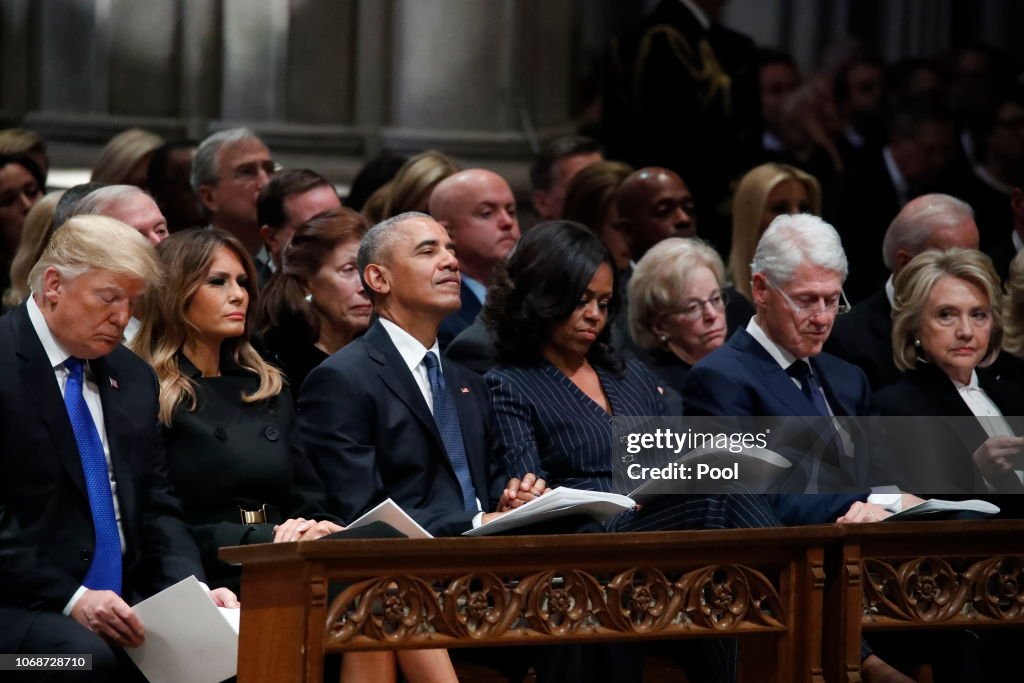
[304,293,313,303]
[659,334,669,344]
[914,338,921,347]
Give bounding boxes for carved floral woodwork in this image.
[862,555,1024,625]
[323,564,786,649]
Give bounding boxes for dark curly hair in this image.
[484,220,623,372]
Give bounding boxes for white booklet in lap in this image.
[463,487,635,536]
[345,497,434,539]
[885,498,1000,520]
[125,575,239,683]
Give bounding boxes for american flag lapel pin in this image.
[109,377,119,390]
[461,386,470,393]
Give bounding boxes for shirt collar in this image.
[27,294,75,370]
[461,274,487,305]
[951,369,981,392]
[379,317,442,373]
[882,146,910,206]
[678,0,711,29]
[884,275,895,308]
[746,315,799,369]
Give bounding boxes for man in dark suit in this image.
[293,212,532,536]
[683,214,919,523]
[428,169,520,349]
[682,212,920,683]
[826,193,979,391]
[0,216,236,681]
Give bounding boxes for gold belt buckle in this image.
[239,504,268,524]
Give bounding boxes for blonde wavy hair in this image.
[728,163,821,300]
[367,150,458,221]
[91,128,165,186]
[1002,250,1024,359]
[131,228,283,425]
[892,248,1003,371]
[3,190,63,308]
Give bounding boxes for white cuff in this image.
[471,512,485,529]
[867,491,902,512]
[63,585,88,616]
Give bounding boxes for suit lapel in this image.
[732,329,815,416]
[12,305,88,501]
[364,323,444,449]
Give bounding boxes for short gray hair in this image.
[628,237,724,349]
[29,215,162,293]
[357,211,431,300]
[751,213,847,284]
[882,194,975,271]
[190,127,261,193]
[74,185,148,217]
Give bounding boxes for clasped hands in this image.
[481,473,548,524]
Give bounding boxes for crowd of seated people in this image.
[3,7,1024,680]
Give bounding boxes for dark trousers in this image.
[11,610,145,682]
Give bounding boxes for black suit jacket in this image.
[825,286,901,392]
[988,235,1017,283]
[445,314,498,375]
[873,364,1024,498]
[293,320,506,536]
[0,304,204,649]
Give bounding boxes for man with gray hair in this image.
[682,212,920,682]
[75,185,169,246]
[826,194,979,390]
[0,215,236,680]
[292,211,537,537]
[191,127,275,273]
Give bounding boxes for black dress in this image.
[163,353,328,593]
[262,321,328,396]
[873,363,1024,512]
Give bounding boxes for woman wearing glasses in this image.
[627,237,729,395]
[873,248,1024,497]
[484,221,669,493]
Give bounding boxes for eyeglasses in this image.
[672,290,729,321]
[766,278,850,318]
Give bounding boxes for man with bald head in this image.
[616,167,697,261]
[429,169,520,347]
[826,193,980,390]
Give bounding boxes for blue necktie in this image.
[64,357,122,594]
[422,352,477,513]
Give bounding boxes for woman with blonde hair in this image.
[363,150,458,222]
[728,162,821,301]
[628,237,729,394]
[91,128,165,188]
[874,248,1024,497]
[2,190,62,310]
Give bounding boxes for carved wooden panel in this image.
[862,555,1024,626]
[323,564,786,650]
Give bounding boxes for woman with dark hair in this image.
[484,221,667,492]
[258,208,372,392]
[0,154,45,294]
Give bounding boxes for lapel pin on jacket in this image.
[109,377,119,390]
[461,386,470,393]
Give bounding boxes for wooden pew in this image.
[825,520,1024,682]
[222,527,839,683]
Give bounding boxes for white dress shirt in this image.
[882,145,911,207]
[378,318,485,523]
[27,296,127,614]
[745,317,902,508]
